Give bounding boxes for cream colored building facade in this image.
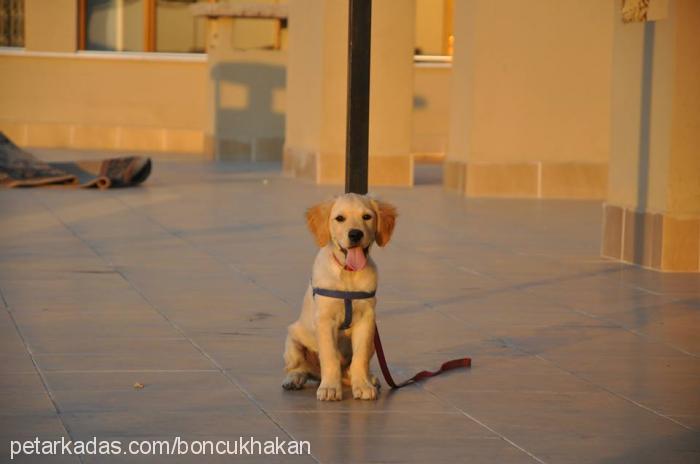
[444,0,612,199]
[0,0,447,162]
[1,0,209,154]
[1,0,698,271]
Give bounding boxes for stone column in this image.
[602,0,700,272]
[283,0,415,186]
[444,0,613,198]
[24,0,78,52]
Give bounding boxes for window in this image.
[80,0,207,52]
[0,0,24,47]
[415,0,453,56]
[79,0,284,54]
[83,0,146,51]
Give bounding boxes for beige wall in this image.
[307,0,416,160]
[1,0,209,153]
[318,0,349,158]
[284,0,415,186]
[415,0,445,55]
[284,0,324,159]
[608,0,700,216]
[444,0,613,199]
[603,0,700,272]
[447,0,613,165]
[667,0,700,217]
[0,53,207,153]
[367,0,415,160]
[205,17,286,161]
[413,64,450,156]
[25,0,77,52]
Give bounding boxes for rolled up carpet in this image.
[0,132,151,189]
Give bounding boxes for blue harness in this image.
[312,287,376,330]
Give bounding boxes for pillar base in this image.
[602,204,700,272]
[444,161,607,199]
[204,134,283,162]
[283,147,413,186]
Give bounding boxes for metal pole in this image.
[345,0,372,194]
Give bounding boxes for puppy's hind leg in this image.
[282,326,312,390]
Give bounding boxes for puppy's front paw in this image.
[352,379,378,400]
[282,372,308,390]
[316,382,343,401]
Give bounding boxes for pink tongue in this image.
[345,247,367,271]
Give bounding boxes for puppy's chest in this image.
[314,296,375,329]
[316,296,375,313]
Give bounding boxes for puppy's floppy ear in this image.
[372,200,397,247]
[305,199,334,247]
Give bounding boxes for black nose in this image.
[348,229,364,244]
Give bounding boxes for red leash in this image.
[373,325,471,389]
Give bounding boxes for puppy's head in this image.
[306,194,397,271]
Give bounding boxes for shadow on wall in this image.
[210,61,286,162]
[633,21,654,264]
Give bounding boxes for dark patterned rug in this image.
[0,132,151,189]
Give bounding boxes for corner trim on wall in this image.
[602,203,700,272]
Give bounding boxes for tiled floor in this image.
[1,153,699,463]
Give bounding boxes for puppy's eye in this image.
[335,215,346,222]
[362,214,372,220]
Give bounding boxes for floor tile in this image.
[2,157,698,463]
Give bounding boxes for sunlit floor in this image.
[1,152,699,463]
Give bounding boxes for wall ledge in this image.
[0,47,206,63]
[444,160,608,199]
[0,121,205,154]
[283,147,414,187]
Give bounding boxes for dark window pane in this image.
[86,0,144,51]
[0,0,24,47]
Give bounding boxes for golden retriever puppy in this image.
[282,194,397,401]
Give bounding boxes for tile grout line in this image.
[112,193,296,310]
[374,283,548,461]
[5,192,91,463]
[109,189,538,460]
[369,293,548,462]
[418,384,548,464]
[385,240,699,432]
[18,181,696,458]
[391,239,698,357]
[31,369,221,374]
[525,291,699,358]
[621,208,626,261]
[434,303,698,433]
[531,353,698,432]
[121,280,322,463]
[392,202,672,299]
[31,192,322,464]
[0,285,8,308]
[109,193,542,460]
[3,305,85,464]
